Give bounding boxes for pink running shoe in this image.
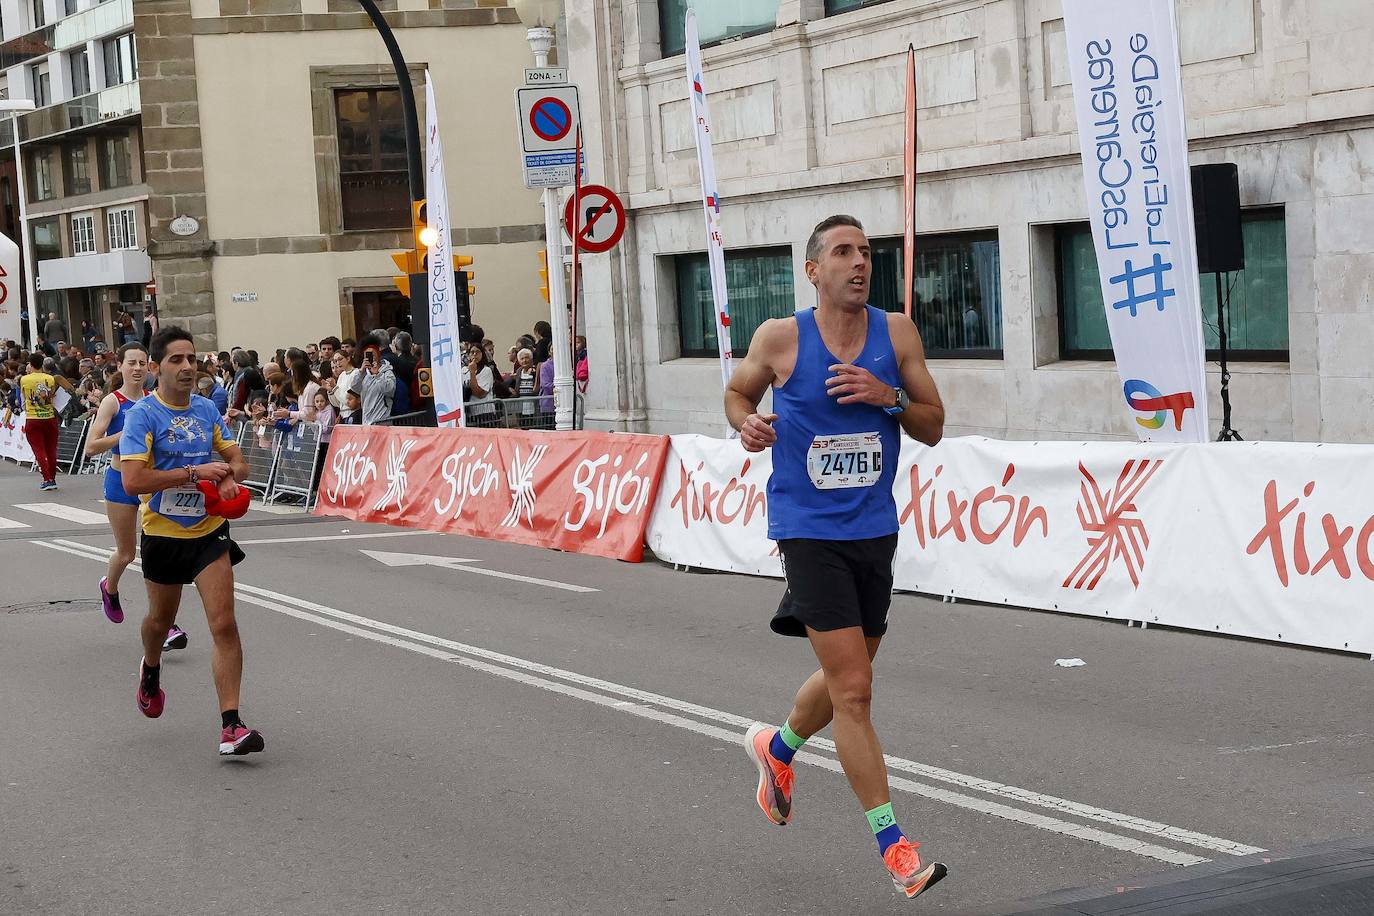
[136,660,165,719]
[744,723,794,826]
[219,724,265,756]
[99,577,123,624]
[163,626,188,652]
[883,837,947,900]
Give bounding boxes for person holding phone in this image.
[358,341,395,425]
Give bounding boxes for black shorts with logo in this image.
[771,534,899,639]
[141,521,246,586]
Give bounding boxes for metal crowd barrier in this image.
[267,421,326,510]
[234,419,279,497]
[464,394,583,430]
[56,416,91,475]
[375,410,428,427]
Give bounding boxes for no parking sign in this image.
[516,85,582,189]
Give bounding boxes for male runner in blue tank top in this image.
[726,215,947,900]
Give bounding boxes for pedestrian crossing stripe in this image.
[0,516,31,529]
[12,503,108,525]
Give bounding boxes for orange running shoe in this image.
[744,723,794,826]
[882,837,947,900]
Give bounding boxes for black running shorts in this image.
[140,521,245,586]
[771,534,899,639]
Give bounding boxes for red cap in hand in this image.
[196,479,251,519]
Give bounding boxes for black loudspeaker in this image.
[1191,163,1245,274]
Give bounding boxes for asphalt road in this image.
[1,466,1371,915]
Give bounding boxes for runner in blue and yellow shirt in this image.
[119,326,265,757]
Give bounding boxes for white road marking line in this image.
[14,503,108,525]
[0,516,32,529]
[237,531,433,545]
[37,539,1255,864]
[362,549,599,593]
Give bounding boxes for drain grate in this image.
[2,599,103,616]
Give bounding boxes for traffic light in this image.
[417,366,433,399]
[391,199,428,297]
[455,253,475,297]
[538,250,550,303]
[454,252,474,339]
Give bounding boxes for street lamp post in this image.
[527,27,575,431]
[353,0,430,368]
[1,100,38,349]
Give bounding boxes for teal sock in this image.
[769,721,807,765]
[866,802,904,854]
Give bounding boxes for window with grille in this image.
[98,134,132,189]
[1056,210,1289,360]
[65,143,90,196]
[102,33,136,87]
[658,0,779,56]
[71,213,96,255]
[868,231,1004,358]
[106,207,137,250]
[334,87,409,230]
[675,247,794,358]
[31,62,50,108]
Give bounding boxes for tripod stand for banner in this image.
[1214,273,1242,442]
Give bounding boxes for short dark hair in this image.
[534,321,552,339]
[28,352,43,369]
[116,342,148,363]
[150,326,195,363]
[805,214,865,262]
[320,336,341,350]
[341,338,356,347]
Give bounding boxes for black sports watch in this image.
[883,387,910,416]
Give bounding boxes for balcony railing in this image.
[0,0,133,68]
[53,0,133,52]
[0,80,140,147]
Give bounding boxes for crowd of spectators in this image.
[2,317,590,442]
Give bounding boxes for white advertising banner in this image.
[684,10,735,388]
[0,407,35,463]
[423,71,465,428]
[1062,0,1208,442]
[0,232,20,343]
[646,436,1374,656]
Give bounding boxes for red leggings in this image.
[23,416,60,482]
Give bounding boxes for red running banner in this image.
[315,425,672,562]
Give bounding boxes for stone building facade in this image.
[137,0,554,357]
[567,0,1374,443]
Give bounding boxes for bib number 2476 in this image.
[807,433,883,490]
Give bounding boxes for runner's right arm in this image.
[725,318,784,452]
[84,393,123,457]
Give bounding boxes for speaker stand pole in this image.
[1215,272,1242,442]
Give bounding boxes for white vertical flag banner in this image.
[423,71,465,427]
[0,233,20,343]
[1063,0,1209,442]
[684,10,734,387]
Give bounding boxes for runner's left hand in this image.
[826,364,892,407]
[217,476,240,501]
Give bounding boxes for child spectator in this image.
[313,390,337,441]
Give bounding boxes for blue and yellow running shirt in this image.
[118,391,236,538]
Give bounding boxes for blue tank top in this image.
[767,305,901,541]
[106,391,138,465]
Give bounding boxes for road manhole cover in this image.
[2,599,103,615]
